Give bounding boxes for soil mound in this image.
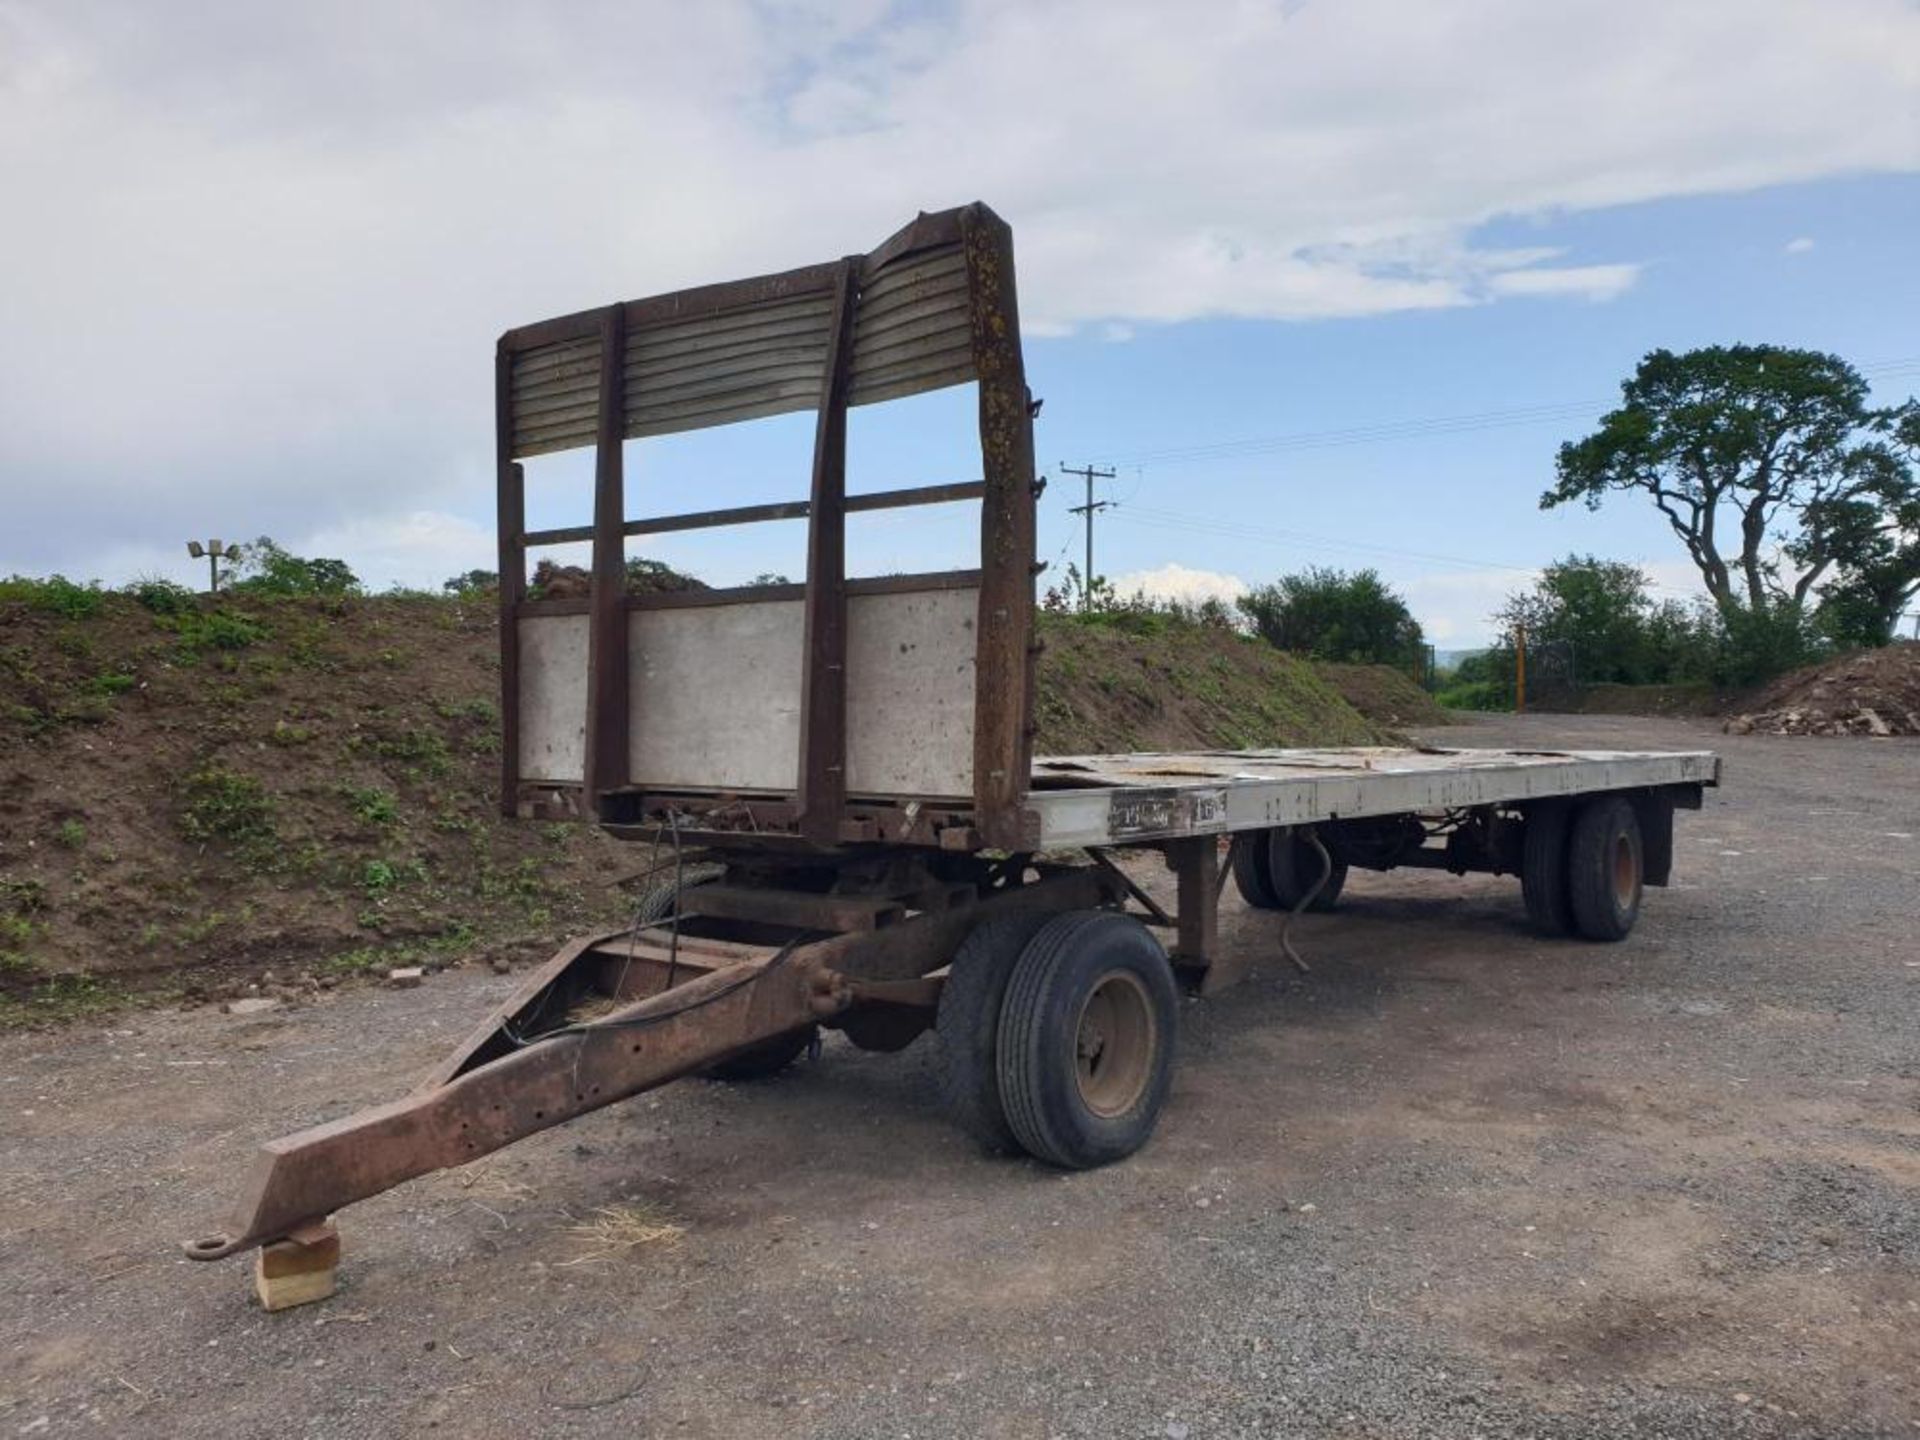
[1724,643,1920,737]
[1034,615,1389,754]
[1312,662,1450,728]
[1,592,1386,1019]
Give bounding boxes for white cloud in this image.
[1485,263,1642,302]
[1109,562,1248,607]
[1401,555,1713,647]
[2,0,1917,581]
[1401,569,1536,645]
[295,511,503,592]
[1784,235,1817,254]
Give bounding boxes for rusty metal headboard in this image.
[494,203,1039,851]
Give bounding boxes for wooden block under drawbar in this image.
[254,1221,340,1312]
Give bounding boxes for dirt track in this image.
[2,714,1916,1438]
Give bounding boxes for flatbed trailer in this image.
[188,204,1720,1308]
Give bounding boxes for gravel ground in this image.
[1,714,1915,1438]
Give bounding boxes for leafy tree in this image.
[1041,562,1112,615]
[230,537,361,596]
[1433,648,1513,712]
[1543,346,1917,628]
[1493,556,1666,685]
[1237,567,1424,668]
[441,569,497,596]
[1800,406,1920,645]
[624,557,706,594]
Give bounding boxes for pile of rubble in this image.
[1724,642,1920,737]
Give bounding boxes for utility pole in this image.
[1060,463,1115,613]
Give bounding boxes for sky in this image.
[2,0,1917,647]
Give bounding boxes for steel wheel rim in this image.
[1073,969,1155,1118]
[1612,833,1636,908]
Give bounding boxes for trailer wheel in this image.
[1229,832,1282,909]
[701,1026,816,1082]
[996,911,1178,1169]
[1265,827,1347,911]
[934,912,1054,1153]
[1566,796,1643,942]
[1521,801,1575,936]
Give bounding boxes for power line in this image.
[1105,399,1609,468]
[1060,462,1116,612]
[1110,504,1701,598]
[1078,353,1920,594]
[1089,355,1920,473]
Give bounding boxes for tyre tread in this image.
[996,911,1178,1170]
[1522,801,1575,936]
[933,911,1054,1152]
[1567,795,1643,942]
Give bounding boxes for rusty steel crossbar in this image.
[518,480,989,548]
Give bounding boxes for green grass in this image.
[179,766,276,848]
[354,727,454,779]
[0,877,48,916]
[157,608,268,659]
[322,921,478,977]
[0,574,103,619]
[83,670,136,698]
[346,786,398,825]
[434,697,497,724]
[0,972,130,1028]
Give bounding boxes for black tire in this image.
[1230,831,1283,909]
[1521,800,1575,936]
[1266,827,1347,911]
[1566,796,1644,942]
[701,1027,815,1082]
[996,911,1179,1169]
[934,912,1054,1152]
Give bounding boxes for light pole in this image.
[186,539,242,595]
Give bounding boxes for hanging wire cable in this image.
[1085,355,1920,474]
[1106,506,1704,599]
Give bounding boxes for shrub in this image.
[154,607,268,659]
[0,574,103,619]
[228,537,361,597]
[442,569,498,597]
[1238,567,1425,668]
[126,576,196,615]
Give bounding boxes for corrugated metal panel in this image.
[624,292,834,439]
[509,239,978,452]
[510,334,600,458]
[850,241,974,406]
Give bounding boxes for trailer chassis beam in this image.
[185,865,1117,1266]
